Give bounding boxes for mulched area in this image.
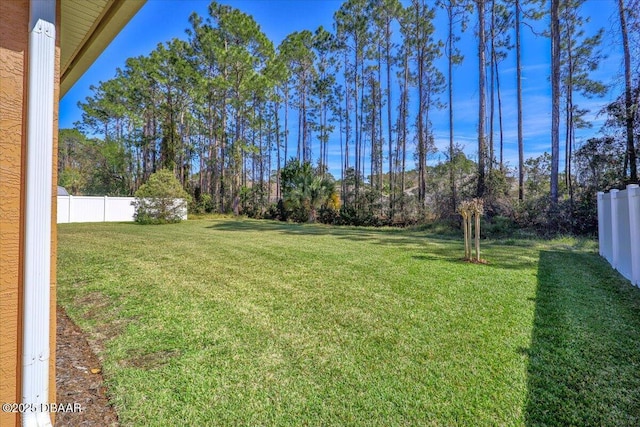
[55,306,119,427]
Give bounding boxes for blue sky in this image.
[60,0,624,177]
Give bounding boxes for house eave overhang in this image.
[60,0,145,97]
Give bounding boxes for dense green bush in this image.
[570,193,598,235]
[264,202,284,221]
[133,169,190,224]
[334,205,379,226]
[200,193,214,213]
[481,215,518,238]
[190,191,214,214]
[317,205,340,224]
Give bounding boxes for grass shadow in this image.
[409,239,542,270]
[204,218,445,245]
[205,218,543,270]
[205,218,379,237]
[525,250,640,425]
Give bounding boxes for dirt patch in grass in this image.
[73,292,127,358]
[55,306,118,427]
[75,292,111,314]
[120,349,181,370]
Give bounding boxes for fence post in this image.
[103,195,108,222]
[627,184,640,287]
[68,194,73,223]
[610,189,619,270]
[597,191,604,257]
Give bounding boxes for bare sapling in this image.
[458,198,484,262]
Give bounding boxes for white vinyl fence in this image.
[597,184,640,287]
[57,196,187,223]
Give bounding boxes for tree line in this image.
[59,0,639,233]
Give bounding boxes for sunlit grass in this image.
[57,218,640,426]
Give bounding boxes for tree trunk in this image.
[447,2,457,213]
[386,18,394,217]
[496,58,504,170]
[476,0,487,197]
[516,0,524,200]
[377,46,384,211]
[463,212,470,259]
[339,97,345,205]
[275,100,281,200]
[344,50,351,206]
[619,0,638,182]
[297,94,302,161]
[550,0,560,206]
[475,212,481,261]
[565,40,575,215]
[354,33,360,203]
[418,48,426,205]
[489,0,496,171]
[220,100,227,212]
[401,53,409,212]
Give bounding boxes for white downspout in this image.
[22,1,56,426]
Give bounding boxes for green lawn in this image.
[57,218,640,426]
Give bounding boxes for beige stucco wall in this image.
[0,0,59,425]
